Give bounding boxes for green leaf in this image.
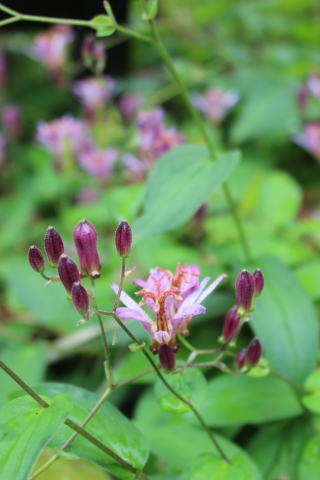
[197,374,302,426]
[181,454,253,480]
[295,260,320,300]
[298,435,320,480]
[251,255,318,385]
[142,0,158,20]
[0,341,46,406]
[246,357,270,378]
[134,390,262,478]
[0,394,72,480]
[91,15,116,37]
[133,145,240,242]
[302,370,320,414]
[23,383,149,479]
[154,368,207,413]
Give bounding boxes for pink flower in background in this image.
[36,115,91,166]
[293,123,320,162]
[72,76,115,120]
[78,148,117,177]
[118,93,142,122]
[122,108,184,175]
[111,264,226,353]
[1,105,21,139]
[307,74,320,99]
[31,25,74,81]
[192,88,239,123]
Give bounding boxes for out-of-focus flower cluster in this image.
[192,87,239,123]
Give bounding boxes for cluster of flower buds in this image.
[220,268,264,372]
[81,36,106,75]
[235,337,262,370]
[235,268,264,315]
[28,219,104,323]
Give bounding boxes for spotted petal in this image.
[116,307,153,333]
[171,304,206,330]
[197,273,227,304]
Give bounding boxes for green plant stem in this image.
[101,311,229,462]
[0,359,147,477]
[91,278,114,387]
[0,16,20,26]
[113,258,127,312]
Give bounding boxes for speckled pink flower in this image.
[78,148,118,177]
[111,264,226,353]
[36,115,91,167]
[293,123,320,162]
[72,76,115,120]
[192,88,239,123]
[31,25,74,80]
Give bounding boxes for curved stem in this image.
[113,258,126,312]
[91,278,114,387]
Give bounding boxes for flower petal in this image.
[197,273,227,304]
[153,330,170,345]
[178,276,211,309]
[110,283,150,320]
[116,307,153,333]
[171,304,206,330]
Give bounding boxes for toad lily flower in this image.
[111,265,226,354]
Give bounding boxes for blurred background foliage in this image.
[0,0,320,478]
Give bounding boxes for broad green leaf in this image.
[23,383,149,479]
[295,260,320,300]
[91,15,116,37]
[254,171,302,227]
[248,418,313,480]
[32,447,111,480]
[0,341,46,406]
[181,454,253,480]
[154,368,207,413]
[0,394,72,480]
[246,357,270,378]
[133,145,240,241]
[198,374,302,426]
[251,256,318,385]
[302,370,320,414]
[134,389,262,479]
[298,435,320,480]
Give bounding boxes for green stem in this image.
[0,16,20,26]
[0,359,143,477]
[113,258,126,312]
[91,278,114,387]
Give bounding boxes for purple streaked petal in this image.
[110,283,150,321]
[197,273,227,304]
[171,305,206,330]
[116,307,152,331]
[132,278,148,288]
[178,276,211,309]
[153,331,170,345]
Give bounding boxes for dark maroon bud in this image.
[158,345,176,372]
[115,220,132,258]
[28,246,45,273]
[235,348,247,370]
[71,282,90,317]
[58,254,80,295]
[246,338,262,367]
[236,270,254,311]
[44,226,64,267]
[73,219,100,279]
[223,306,241,342]
[253,269,264,296]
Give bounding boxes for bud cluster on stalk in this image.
[220,268,264,373]
[28,219,132,326]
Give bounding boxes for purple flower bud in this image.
[158,345,176,372]
[58,254,80,295]
[253,269,264,296]
[28,246,45,273]
[222,306,241,342]
[246,338,262,367]
[44,226,64,267]
[115,220,132,258]
[71,281,90,317]
[73,219,101,278]
[236,270,254,311]
[235,348,247,370]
